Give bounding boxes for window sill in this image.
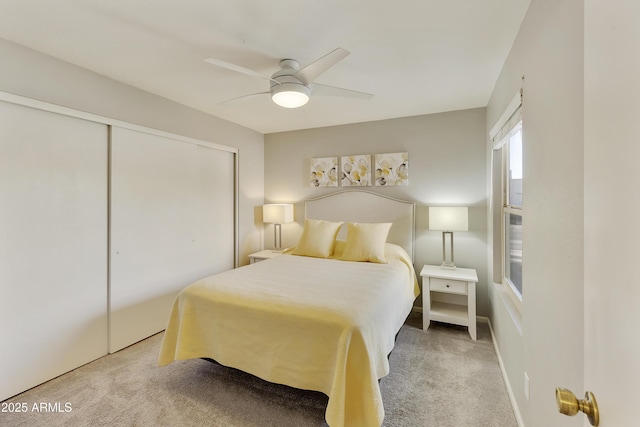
[492,281,522,336]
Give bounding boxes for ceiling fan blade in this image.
[203,57,271,80]
[216,91,270,105]
[311,83,374,100]
[294,48,350,85]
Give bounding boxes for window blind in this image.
[490,91,522,149]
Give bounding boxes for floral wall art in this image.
[310,157,338,187]
[310,152,408,188]
[340,154,371,187]
[375,152,409,186]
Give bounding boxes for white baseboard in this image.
[481,316,526,427]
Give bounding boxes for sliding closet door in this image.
[0,101,108,401]
[110,127,235,352]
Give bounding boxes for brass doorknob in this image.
[556,388,599,426]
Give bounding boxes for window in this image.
[502,124,523,301]
[491,92,523,309]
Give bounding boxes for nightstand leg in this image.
[468,281,476,340]
[422,281,431,332]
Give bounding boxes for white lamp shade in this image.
[263,204,294,224]
[429,207,468,231]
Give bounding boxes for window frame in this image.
[490,91,523,312]
[501,124,523,310]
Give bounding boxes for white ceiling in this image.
[0,0,530,134]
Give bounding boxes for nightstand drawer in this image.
[430,277,467,295]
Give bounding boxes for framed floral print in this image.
[374,152,408,186]
[340,154,371,186]
[310,157,338,187]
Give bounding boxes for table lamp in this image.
[429,206,468,269]
[263,204,294,252]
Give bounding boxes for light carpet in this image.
[0,313,517,426]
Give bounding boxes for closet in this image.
[0,95,237,400]
[110,127,235,352]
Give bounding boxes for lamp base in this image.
[272,223,284,253]
[440,231,457,270]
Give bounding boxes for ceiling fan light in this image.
[271,83,310,108]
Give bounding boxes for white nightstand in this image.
[248,250,282,264]
[420,265,478,340]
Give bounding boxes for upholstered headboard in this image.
[304,190,415,261]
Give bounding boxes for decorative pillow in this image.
[339,222,392,263]
[293,219,343,258]
[332,240,347,259]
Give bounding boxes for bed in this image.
[158,191,419,427]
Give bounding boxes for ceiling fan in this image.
[203,48,373,108]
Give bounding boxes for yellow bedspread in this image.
[158,244,419,427]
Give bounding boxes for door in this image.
[109,127,236,352]
[583,2,640,425]
[0,100,108,401]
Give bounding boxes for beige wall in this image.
[265,108,490,314]
[486,1,584,425]
[0,37,265,265]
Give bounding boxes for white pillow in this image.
[338,222,392,263]
[293,219,343,258]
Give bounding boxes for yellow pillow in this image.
[339,222,392,263]
[293,219,343,258]
[332,240,347,259]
